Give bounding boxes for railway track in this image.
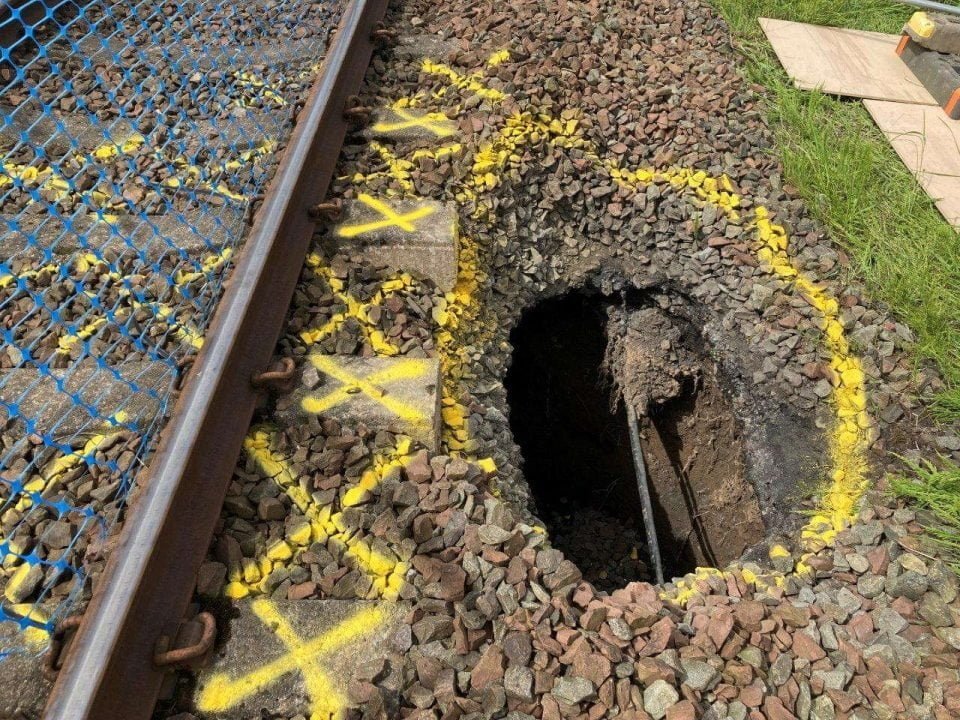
[0,0,387,716]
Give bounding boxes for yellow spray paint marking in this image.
[233,429,409,601]
[908,11,935,39]
[752,206,871,549]
[0,412,129,627]
[56,317,107,355]
[90,133,147,162]
[421,59,506,102]
[126,297,204,349]
[607,164,742,218]
[2,132,269,220]
[432,237,492,455]
[1,251,112,290]
[652,193,868,601]
[0,262,61,290]
[336,193,436,238]
[301,354,432,427]
[3,564,40,602]
[419,57,870,594]
[371,108,456,138]
[463,112,587,198]
[174,247,234,286]
[231,71,288,108]
[0,160,127,213]
[12,411,129,516]
[351,142,462,195]
[16,253,209,353]
[8,604,50,650]
[196,599,386,720]
[487,50,510,67]
[163,139,275,203]
[299,264,414,357]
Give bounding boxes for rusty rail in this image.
[43,0,388,716]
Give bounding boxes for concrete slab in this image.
[0,206,241,267]
[0,100,138,162]
[185,107,280,153]
[365,108,458,142]
[0,623,49,720]
[320,196,459,291]
[193,599,404,720]
[392,34,459,60]
[0,359,172,441]
[278,354,441,451]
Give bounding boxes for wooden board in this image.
[864,99,960,228]
[760,17,937,105]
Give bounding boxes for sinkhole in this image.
[504,291,765,589]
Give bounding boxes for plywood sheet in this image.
[760,17,937,105]
[864,99,960,228]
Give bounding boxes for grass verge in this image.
[890,458,960,571]
[711,0,960,420]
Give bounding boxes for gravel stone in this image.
[552,676,595,705]
[643,679,680,720]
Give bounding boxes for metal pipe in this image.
[892,0,960,18]
[618,299,665,585]
[626,402,665,586]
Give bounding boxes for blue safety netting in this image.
[0,0,341,656]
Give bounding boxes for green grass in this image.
[711,0,960,420]
[890,458,960,570]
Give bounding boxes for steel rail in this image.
[43,0,387,717]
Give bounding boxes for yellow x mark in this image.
[301,354,432,427]
[371,107,456,138]
[197,599,387,720]
[336,193,435,238]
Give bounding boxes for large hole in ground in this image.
[505,291,765,589]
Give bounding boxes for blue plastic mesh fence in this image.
[0,0,342,656]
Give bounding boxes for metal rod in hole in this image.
[626,402,665,585]
[891,0,960,18]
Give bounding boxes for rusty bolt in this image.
[154,612,216,669]
[246,193,266,226]
[309,198,343,221]
[289,99,305,125]
[42,615,83,681]
[343,95,372,124]
[371,24,397,43]
[251,357,297,394]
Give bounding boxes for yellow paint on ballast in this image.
[753,206,871,549]
[299,261,410,357]
[487,50,510,67]
[421,59,506,102]
[237,428,409,600]
[13,411,129,516]
[351,141,462,195]
[174,247,233,286]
